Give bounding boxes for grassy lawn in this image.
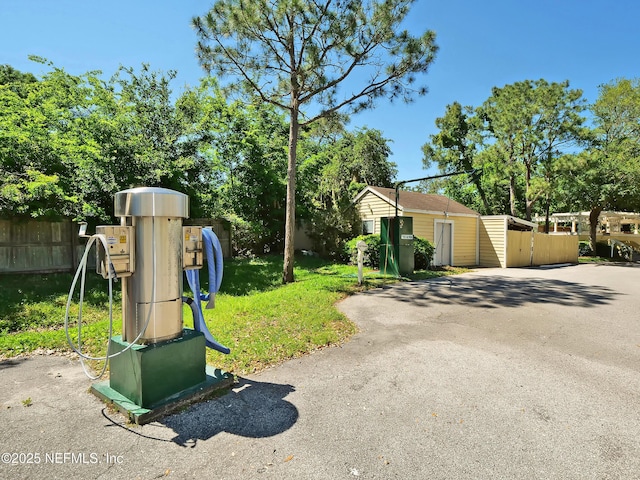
[0,256,467,375]
[578,255,618,263]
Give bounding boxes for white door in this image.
[434,222,452,266]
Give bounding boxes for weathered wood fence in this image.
[0,219,79,274]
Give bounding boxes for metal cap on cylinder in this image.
[115,187,189,218]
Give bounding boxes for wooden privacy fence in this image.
[506,230,533,267]
[532,233,578,266]
[0,218,232,275]
[505,230,578,268]
[0,218,79,274]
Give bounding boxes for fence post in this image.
[70,220,79,271]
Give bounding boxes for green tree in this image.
[219,100,289,253]
[422,102,490,212]
[182,77,291,253]
[423,80,587,220]
[70,65,226,220]
[478,79,587,220]
[0,61,224,221]
[0,64,37,91]
[300,128,396,256]
[0,62,97,218]
[561,78,640,249]
[86,65,215,218]
[193,0,438,282]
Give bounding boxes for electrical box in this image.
[380,216,414,276]
[96,225,134,279]
[183,226,203,270]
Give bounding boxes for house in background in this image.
[353,186,481,266]
[353,186,579,268]
[532,210,640,258]
[532,211,640,236]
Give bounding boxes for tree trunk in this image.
[468,169,491,214]
[282,107,299,284]
[525,199,533,222]
[589,206,602,253]
[509,173,517,217]
[544,196,551,234]
[525,162,532,221]
[475,181,491,214]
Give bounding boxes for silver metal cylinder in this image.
[114,187,189,344]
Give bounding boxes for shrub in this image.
[595,241,612,258]
[414,237,435,270]
[578,241,592,256]
[227,214,283,257]
[344,234,381,268]
[227,215,261,257]
[583,240,632,260]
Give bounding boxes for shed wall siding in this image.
[395,212,478,266]
[450,216,478,266]
[356,192,398,234]
[479,216,578,268]
[410,212,436,240]
[480,218,506,268]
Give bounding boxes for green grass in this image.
[0,272,117,357]
[578,255,616,263]
[0,256,468,374]
[406,265,471,281]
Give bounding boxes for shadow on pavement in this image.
[101,378,298,448]
[592,261,640,268]
[369,275,618,309]
[0,357,28,370]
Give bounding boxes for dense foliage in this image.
[422,77,640,247]
[3,63,638,264]
[422,79,589,221]
[559,79,640,248]
[299,128,396,257]
[0,60,398,257]
[0,61,217,221]
[344,234,382,268]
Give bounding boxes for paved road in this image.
[1,263,640,479]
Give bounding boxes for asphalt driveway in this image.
[1,263,640,479]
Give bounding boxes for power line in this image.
[393,169,478,218]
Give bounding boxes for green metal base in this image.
[91,365,233,425]
[108,329,209,408]
[90,329,234,425]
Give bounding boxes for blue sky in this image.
[2,0,639,182]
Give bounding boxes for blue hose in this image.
[184,228,230,354]
[202,227,224,309]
